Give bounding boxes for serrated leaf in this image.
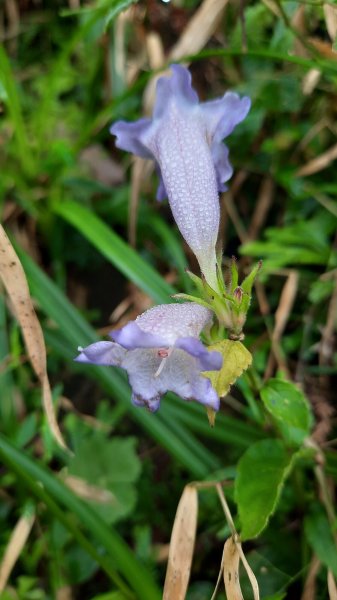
[305,507,337,578]
[260,379,312,444]
[235,439,296,540]
[203,340,252,398]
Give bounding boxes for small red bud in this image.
[157,349,169,358]
[233,287,243,303]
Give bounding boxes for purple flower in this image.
[75,303,222,412]
[111,64,250,290]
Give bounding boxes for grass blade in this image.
[55,201,174,304]
[0,45,34,174]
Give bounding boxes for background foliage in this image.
[0,0,337,598]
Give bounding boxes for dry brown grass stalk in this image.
[328,570,337,600]
[248,177,274,241]
[297,143,337,177]
[301,555,321,600]
[0,510,35,593]
[324,4,337,42]
[264,271,298,380]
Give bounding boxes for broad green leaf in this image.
[0,434,161,599]
[235,439,295,540]
[68,435,141,523]
[239,551,290,600]
[203,340,252,397]
[305,507,337,578]
[260,379,312,443]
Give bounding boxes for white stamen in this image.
[154,347,173,377]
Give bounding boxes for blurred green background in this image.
[0,0,337,598]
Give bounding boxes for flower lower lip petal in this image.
[75,303,221,412]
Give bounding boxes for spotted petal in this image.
[111,65,250,291]
[74,303,222,412]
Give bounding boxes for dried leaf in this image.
[163,484,198,600]
[0,226,67,450]
[248,176,274,240]
[64,475,116,504]
[169,0,229,61]
[203,340,252,398]
[328,570,337,600]
[146,32,165,70]
[143,0,229,114]
[273,271,299,342]
[302,69,321,96]
[323,4,337,42]
[223,537,243,600]
[0,509,35,592]
[301,556,321,600]
[56,587,73,600]
[237,543,260,600]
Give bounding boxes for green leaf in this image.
[0,45,34,175]
[55,201,173,304]
[0,434,161,600]
[203,340,252,398]
[68,435,141,523]
[260,379,312,443]
[235,439,296,540]
[305,507,337,578]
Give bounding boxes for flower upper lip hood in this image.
[75,303,222,412]
[111,64,251,291]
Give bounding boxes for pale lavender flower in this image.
[111,64,250,290]
[75,303,222,412]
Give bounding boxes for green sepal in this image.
[240,291,251,314]
[216,261,226,295]
[185,270,205,295]
[172,293,213,310]
[201,276,235,305]
[241,261,262,295]
[230,256,239,293]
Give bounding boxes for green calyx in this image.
[174,259,261,340]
